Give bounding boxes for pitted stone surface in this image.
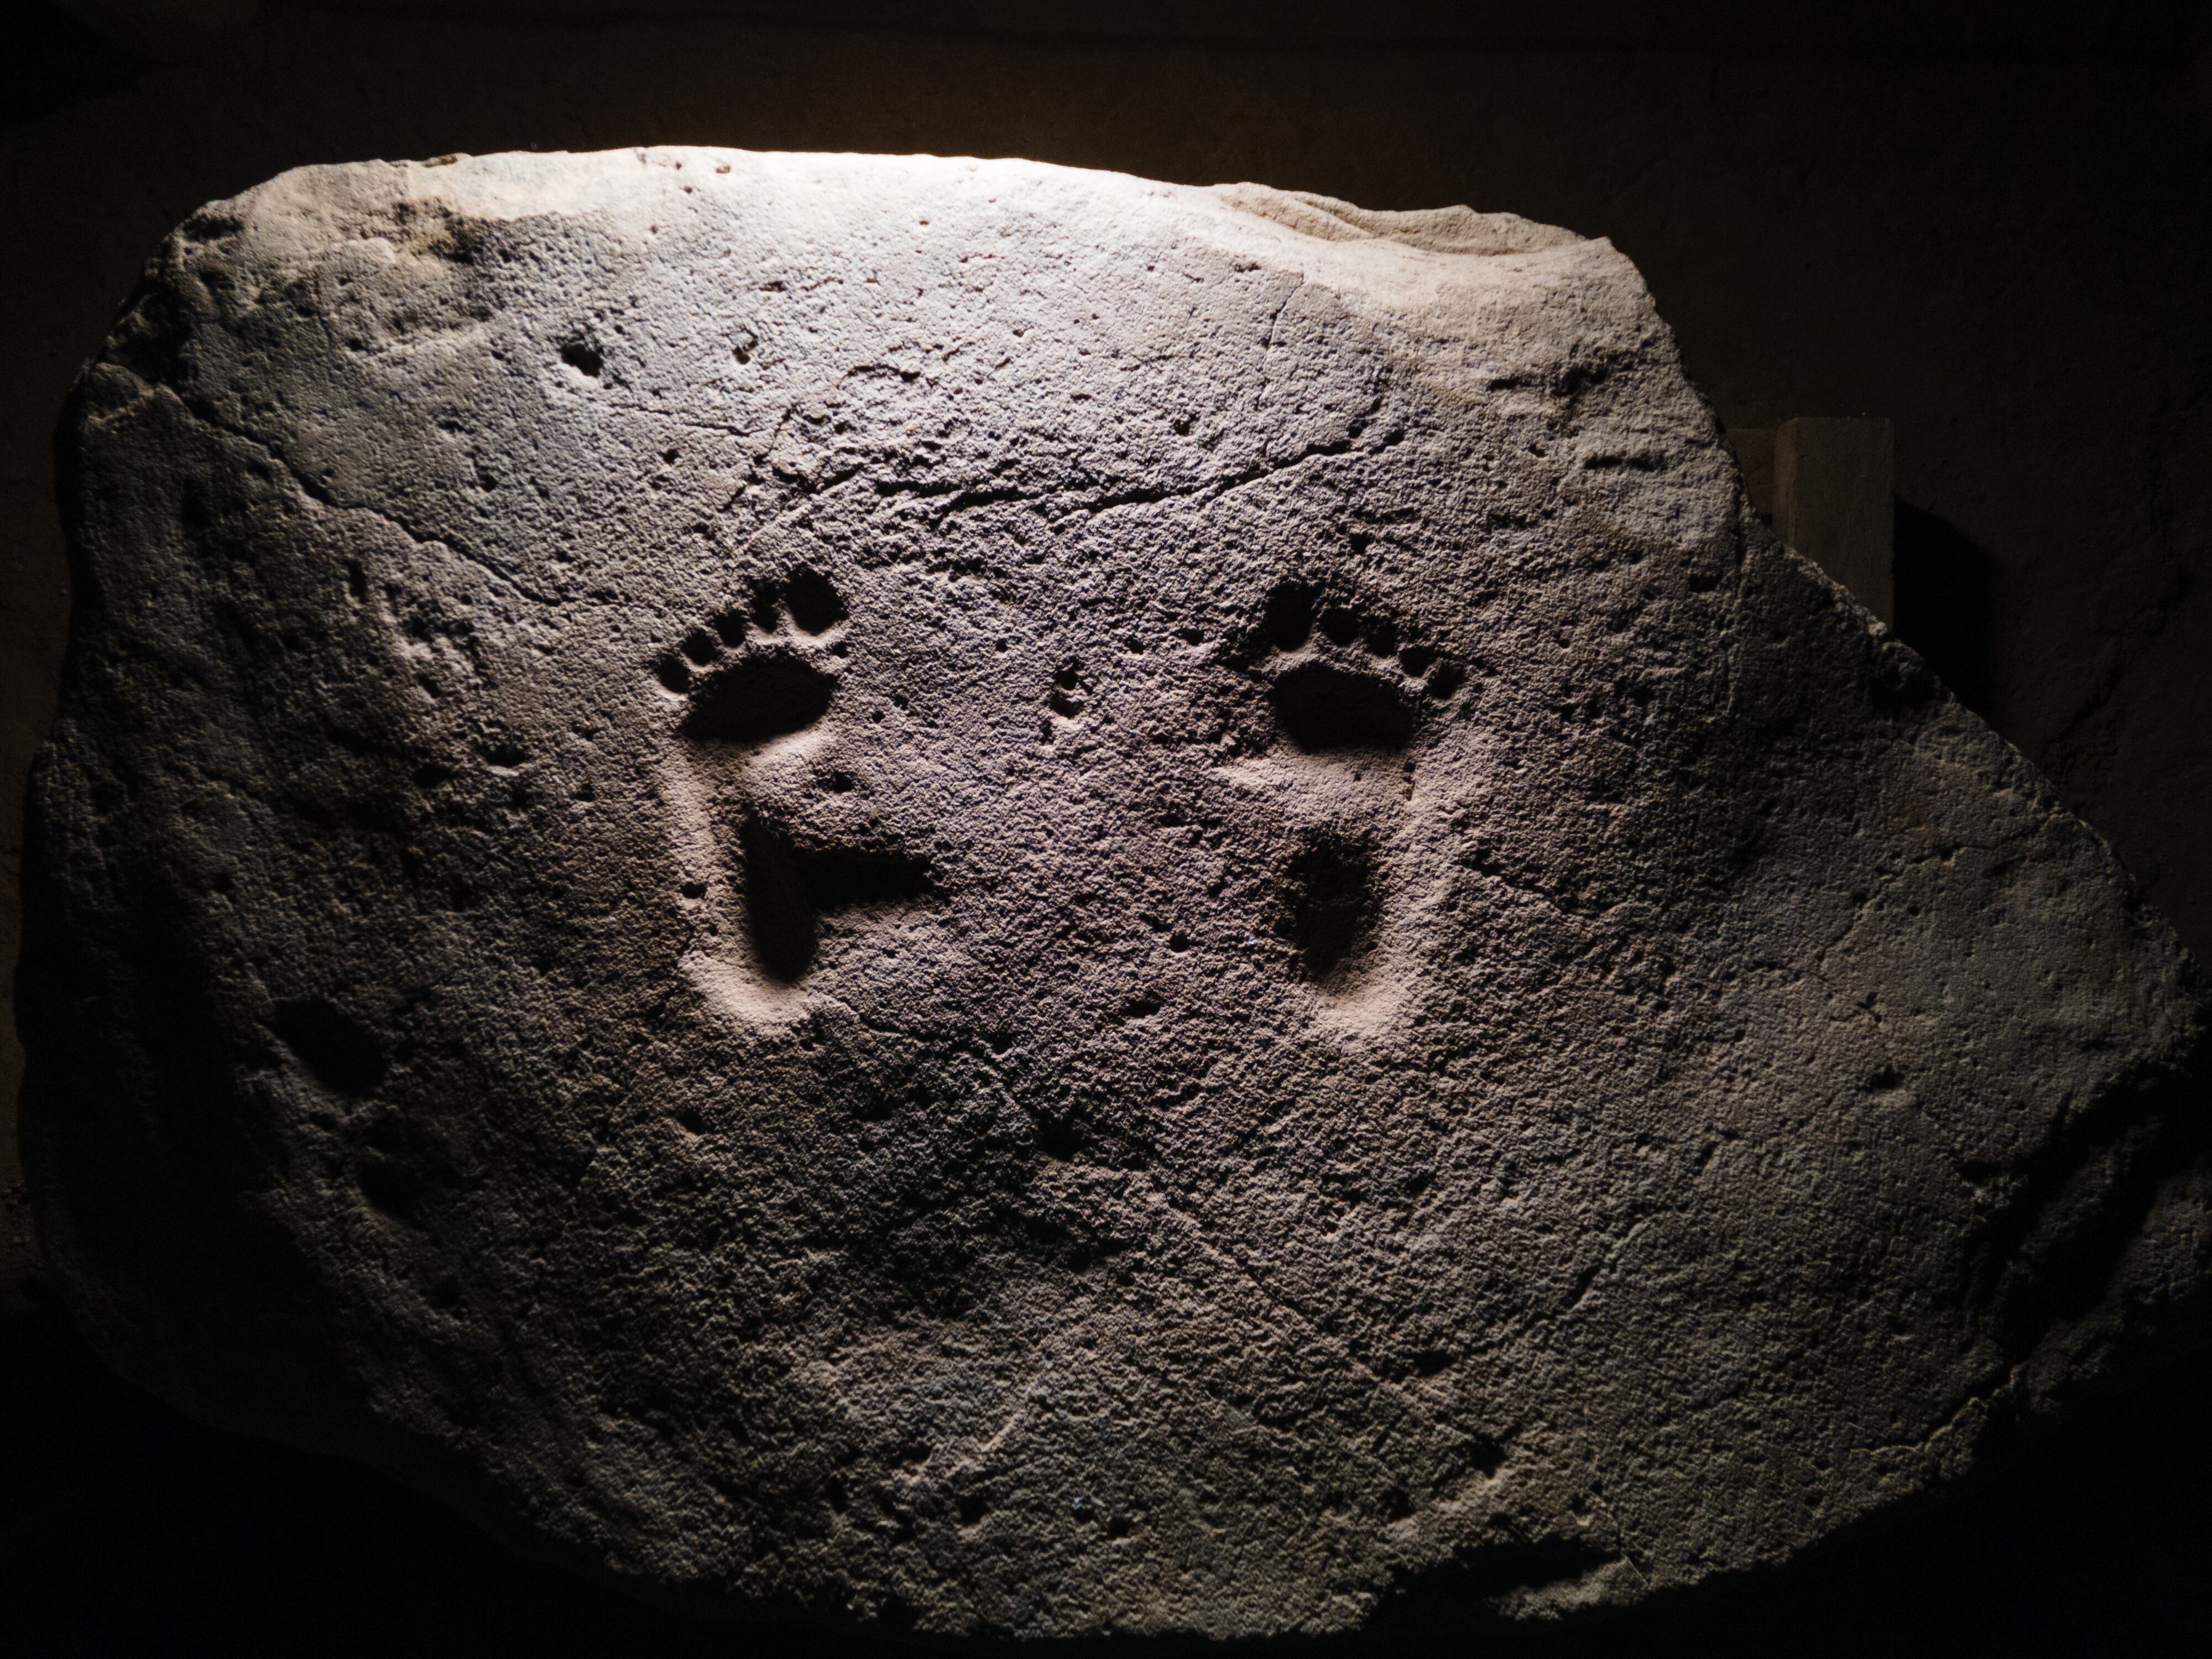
[21,150,2211,1636]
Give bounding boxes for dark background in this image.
[5,3,2210,1652]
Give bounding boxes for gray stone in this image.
[19,149,2210,1636]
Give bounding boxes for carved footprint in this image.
[658,566,931,988]
[1246,582,1463,992]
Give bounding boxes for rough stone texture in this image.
[20,149,2212,1637]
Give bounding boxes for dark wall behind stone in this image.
[3,3,2209,1641]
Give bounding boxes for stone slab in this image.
[19,149,2211,1637]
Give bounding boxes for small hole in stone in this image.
[1262,583,1314,650]
[560,339,602,378]
[1034,1115,1083,1160]
[784,566,849,634]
